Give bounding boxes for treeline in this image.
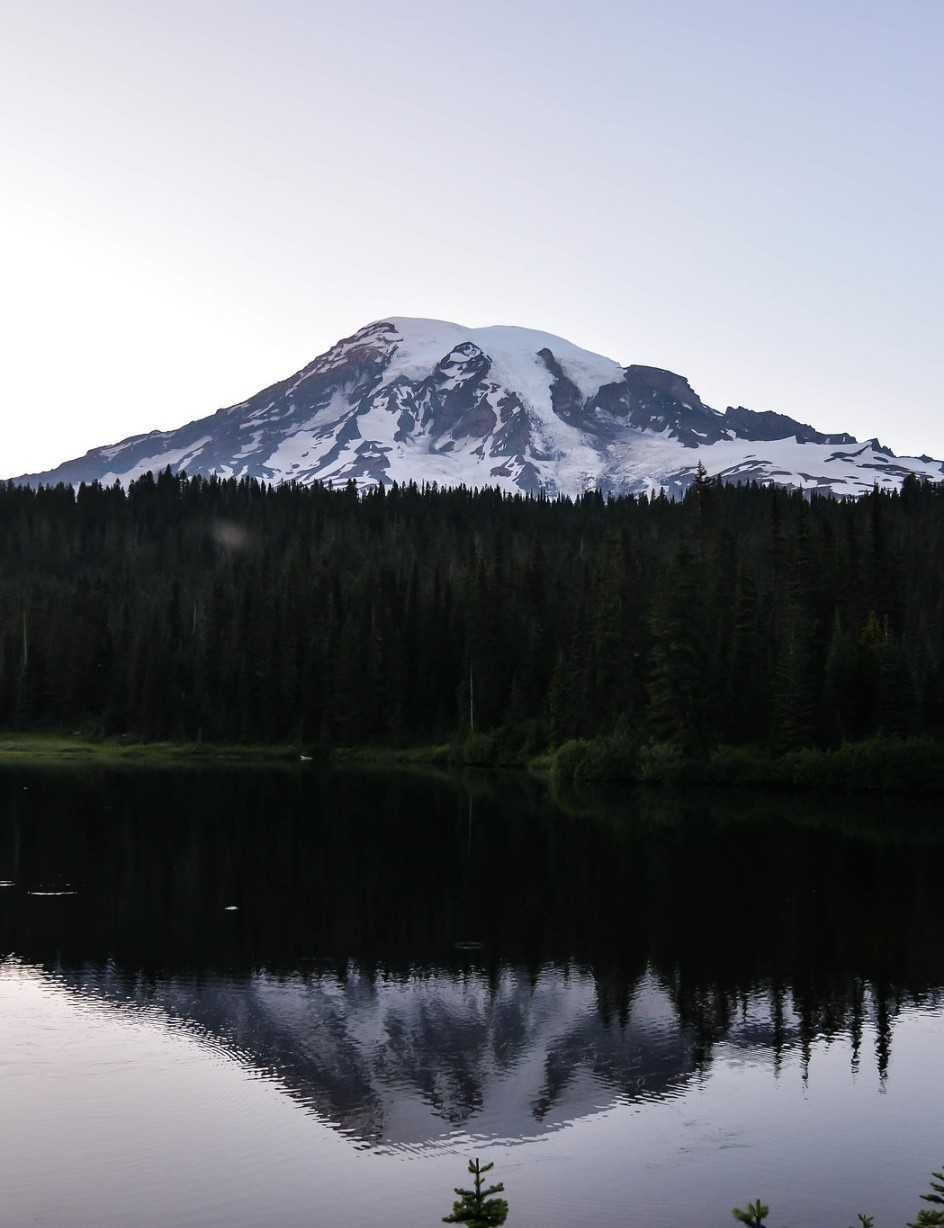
[1,469,943,754]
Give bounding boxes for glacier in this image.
[15,317,944,498]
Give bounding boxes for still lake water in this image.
[1,766,943,1227]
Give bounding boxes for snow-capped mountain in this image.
[16,317,944,497]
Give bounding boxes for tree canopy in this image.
[1,471,941,750]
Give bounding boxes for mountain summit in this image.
[17,317,944,497]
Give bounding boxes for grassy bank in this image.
[332,743,452,769]
[4,730,943,795]
[0,734,311,767]
[0,733,461,774]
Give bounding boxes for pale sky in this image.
[3,0,942,478]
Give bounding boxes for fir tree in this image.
[647,545,708,754]
[732,1199,769,1227]
[3,470,944,758]
[909,1166,944,1228]
[821,611,858,744]
[443,1158,509,1227]
[726,561,764,743]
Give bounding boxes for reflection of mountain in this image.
[50,962,809,1147]
[3,765,944,1149]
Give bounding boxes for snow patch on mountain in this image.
[14,317,944,499]
[380,317,624,407]
[99,436,214,487]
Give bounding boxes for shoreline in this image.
[0,734,309,767]
[1,732,942,796]
[0,734,456,772]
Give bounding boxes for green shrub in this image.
[548,739,593,789]
[709,745,783,787]
[459,730,499,767]
[781,736,944,793]
[451,721,547,769]
[636,739,688,784]
[573,732,639,784]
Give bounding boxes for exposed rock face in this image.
[721,405,855,445]
[16,317,944,498]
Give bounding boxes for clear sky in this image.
[3,0,942,477]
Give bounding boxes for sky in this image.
[2,0,942,477]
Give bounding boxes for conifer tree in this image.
[732,1198,769,1227]
[909,1166,944,1228]
[726,561,764,743]
[877,634,919,737]
[443,1158,509,1226]
[821,611,858,743]
[647,545,708,754]
[4,470,944,756]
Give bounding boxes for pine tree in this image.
[909,1166,944,1228]
[772,512,819,751]
[732,1199,769,1227]
[647,545,708,754]
[4,471,944,759]
[443,1158,509,1227]
[877,633,919,737]
[821,611,857,744]
[726,561,764,743]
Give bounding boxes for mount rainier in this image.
[16,317,944,497]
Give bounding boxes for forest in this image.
[1,469,942,784]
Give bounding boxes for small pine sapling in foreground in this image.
[851,1216,875,1228]
[443,1157,509,1226]
[909,1166,944,1228]
[732,1199,770,1228]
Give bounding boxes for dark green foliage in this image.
[547,728,639,788]
[707,736,944,793]
[732,1199,769,1227]
[1,471,943,757]
[909,1167,944,1228]
[443,1158,509,1226]
[647,544,709,754]
[730,1163,944,1228]
[548,738,594,789]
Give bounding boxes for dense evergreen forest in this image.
[1,469,942,773]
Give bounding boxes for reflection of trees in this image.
[1,763,943,1135]
[28,955,924,1149]
[662,972,912,1084]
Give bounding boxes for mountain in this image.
[16,317,944,497]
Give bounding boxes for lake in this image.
[1,765,942,1227]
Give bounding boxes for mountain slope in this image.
[16,317,944,497]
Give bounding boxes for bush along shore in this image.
[2,729,944,796]
[447,727,944,795]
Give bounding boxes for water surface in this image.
[1,768,942,1226]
